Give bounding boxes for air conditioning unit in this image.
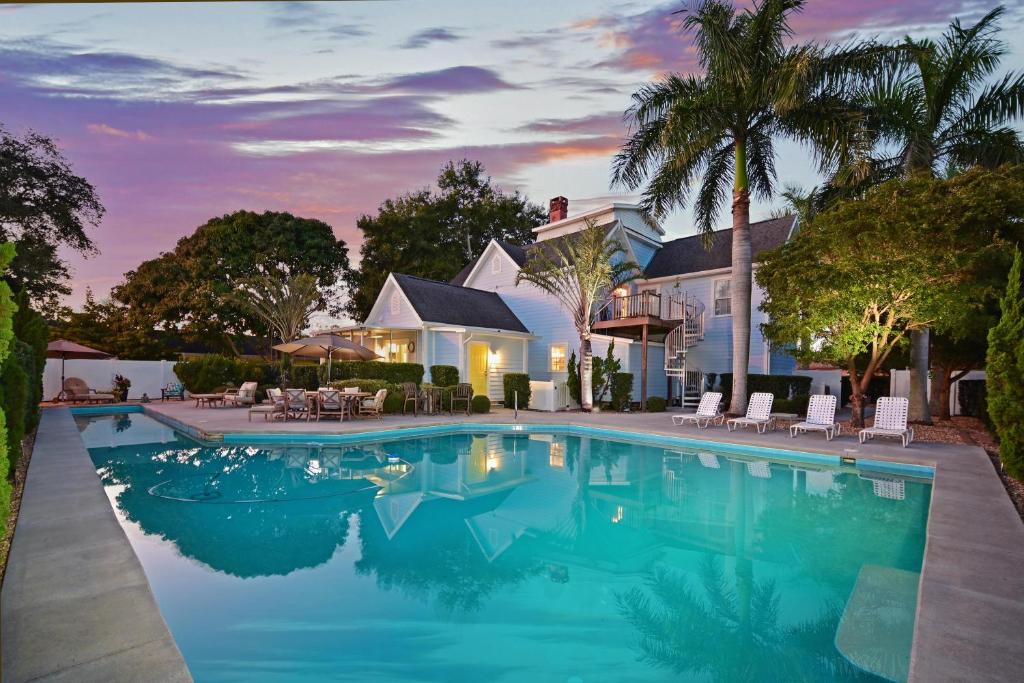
[529,379,573,412]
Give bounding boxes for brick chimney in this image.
[549,196,568,223]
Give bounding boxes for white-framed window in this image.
[390,292,401,315]
[550,343,568,372]
[491,254,502,274]
[713,278,731,316]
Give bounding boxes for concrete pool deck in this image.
[4,402,1022,682]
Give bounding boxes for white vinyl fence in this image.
[44,359,181,402]
[889,369,985,416]
[794,369,843,401]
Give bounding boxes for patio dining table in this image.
[304,390,372,420]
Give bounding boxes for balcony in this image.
[594,291,686,335]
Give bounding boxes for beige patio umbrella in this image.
[272,334,380,380]
[47,339,113,400]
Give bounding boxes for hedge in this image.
[503,373,531,408]
[0,343,28,475]
[174,355,272,393]
[646,396,666,412]
[430,365,459,386]
[610,372,632,411]
[328,361,423,385]
[719,373,813,404]
[471,395,491,413]
[773,394,811,416]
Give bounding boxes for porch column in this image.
[641,324,648,412]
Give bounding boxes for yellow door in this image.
[468,342,489,398]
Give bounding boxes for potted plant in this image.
[113,374,131,402]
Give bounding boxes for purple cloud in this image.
[383,66,516,93]
[401,27,463,49]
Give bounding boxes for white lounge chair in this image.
[790,394,841,441]
[697,452,721,469]
[671,391,725,428]
[859,397,914,447]
[727,392,775,433]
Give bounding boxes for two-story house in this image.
[333,197,797,409]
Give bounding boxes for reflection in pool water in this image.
[80,413,930,683]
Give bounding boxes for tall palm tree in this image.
[839,6,1024,423]
[612,0,882,415]
[516,221,638,411]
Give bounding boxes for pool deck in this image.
[4,402,1023,682]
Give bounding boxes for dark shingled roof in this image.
[393,273,529,333]
[450,241,530,286]
[642,215,796,279]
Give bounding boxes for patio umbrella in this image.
[47,339,112,399]
[272,334,380,380]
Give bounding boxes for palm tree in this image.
[612,0,883,415]
[516,221,638,411]
[838,6,1024,423]
[234,272,321,346]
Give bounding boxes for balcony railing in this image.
[598,292,663,322]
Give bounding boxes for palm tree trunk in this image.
[729,141,752,416]
[580,333,594,411]
[909,329,932,424]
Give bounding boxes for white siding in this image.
[428,330,462,379]
[366,279,421,328]
[476,334,526,403]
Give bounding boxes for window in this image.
[714,278,731,316]
[390,292,401,315]
[491,254,502,274]
[550,344,568,372]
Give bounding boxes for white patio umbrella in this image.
[272,334,381,380]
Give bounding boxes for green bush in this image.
[610,372,633,411]
[430,365,459,386]
[567,350,580,404]
[174,355,269,393]
[13,290,46,428]
[0,343,28,474]
[773,394,811,416]
[0,242,17,532]
[646,396,666,412]
[327,361,423,385]
[289,364,320,389]
[503,373,531,408]
[987,249,1024,478]
[719,373,813,405]
[471,395,491,413]
[330,379,391,393]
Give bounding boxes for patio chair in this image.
[360,389,387,419]
[671,391,724,428]
[63,377,116,404]
[284,388,309,421]
[727,392,775,433]
[160,382,185,401]
[224,381,258,407]
[451,383,473,415]
[859,397,914,447]
[790,394,841,441]
[315,389,345,421]
[249,388,286,422]
[402,382,420,415]
[342,387,360,393]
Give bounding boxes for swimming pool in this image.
[78,411,931,682]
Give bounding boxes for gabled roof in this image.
[449,241,529,286]
[393,273,529,333]
[642,215,797,279]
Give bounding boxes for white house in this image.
[335,196,797,408]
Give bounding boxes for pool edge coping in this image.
[56,405,1024,681]
[1,407,193,682]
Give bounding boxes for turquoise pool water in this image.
[79,413,931,683]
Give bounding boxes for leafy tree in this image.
[0,126,104,314]
[841,7,1024,422]
[233,274,321,345]
[929,315,991,421]
[592,340,621,405]
[344,160,545,321]
[516,221,638,411]
[612,0,883,415]
[986,248,1024,478]
[758,167,1024,426]
[0,242,16,532]
[113,210,349,355]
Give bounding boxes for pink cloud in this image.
[86,123,151,141]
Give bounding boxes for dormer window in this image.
[390,292,401,315]
[491,254,502,274]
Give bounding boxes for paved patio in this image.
[4,401,1023,682]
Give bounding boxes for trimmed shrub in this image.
[957,380,988,422]
[719,373,813,405]
[0,343,28,474]
[0,242,16,532]
[430,365,459,386]
[471,395,491,414]
[610,372,633,411]
[329,361,423,385]
[987,249,1024,478]
[773,394,811,416]
[174,355,269,393]
[567,350,580,404]
[646,396,666,412]
[289,364,320,390]
[503,373,531,408]
[12,290,46,429]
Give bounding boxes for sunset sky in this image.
[3,0,1022,317]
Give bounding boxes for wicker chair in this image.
[402,382,420,415]
[451,383,474,415]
